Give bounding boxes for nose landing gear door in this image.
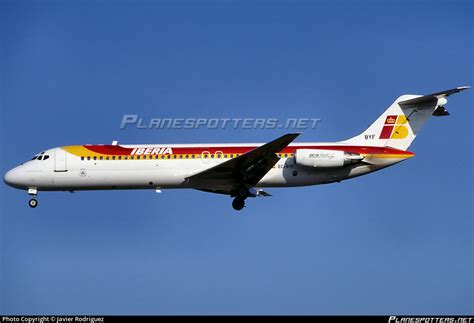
[54,149,68,172]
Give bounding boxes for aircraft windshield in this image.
[31,152,50,161]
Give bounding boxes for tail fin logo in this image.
[379,115,408,139]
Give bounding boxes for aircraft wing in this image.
[185,133,300,191]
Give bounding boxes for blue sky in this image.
[0,0,472,315]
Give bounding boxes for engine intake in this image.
[294,149,363,168]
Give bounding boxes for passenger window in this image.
[87,157,91,160]
[81,157,84,161]
[93,156,97,160]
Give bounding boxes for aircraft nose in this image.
[4,167,24,188]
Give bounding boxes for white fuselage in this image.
[3,142,413,192]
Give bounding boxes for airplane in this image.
[3,86,470,210]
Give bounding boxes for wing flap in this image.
[196,188,272,197]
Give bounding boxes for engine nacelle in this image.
[294,149,363,168]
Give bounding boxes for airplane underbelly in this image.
[47,160,206,189]
[70,170,186,188]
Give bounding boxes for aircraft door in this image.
[54,149,68,172]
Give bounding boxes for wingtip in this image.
[280,132,301,142]
[457,85,471,90]
[281,132,302,138]
[290,132,302,139]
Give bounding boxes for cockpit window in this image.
[32,153,50,161]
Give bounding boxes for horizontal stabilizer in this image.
[399,86,470,106]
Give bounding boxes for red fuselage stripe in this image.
[83,145,414,156]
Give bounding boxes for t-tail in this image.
[344,86,470,151]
